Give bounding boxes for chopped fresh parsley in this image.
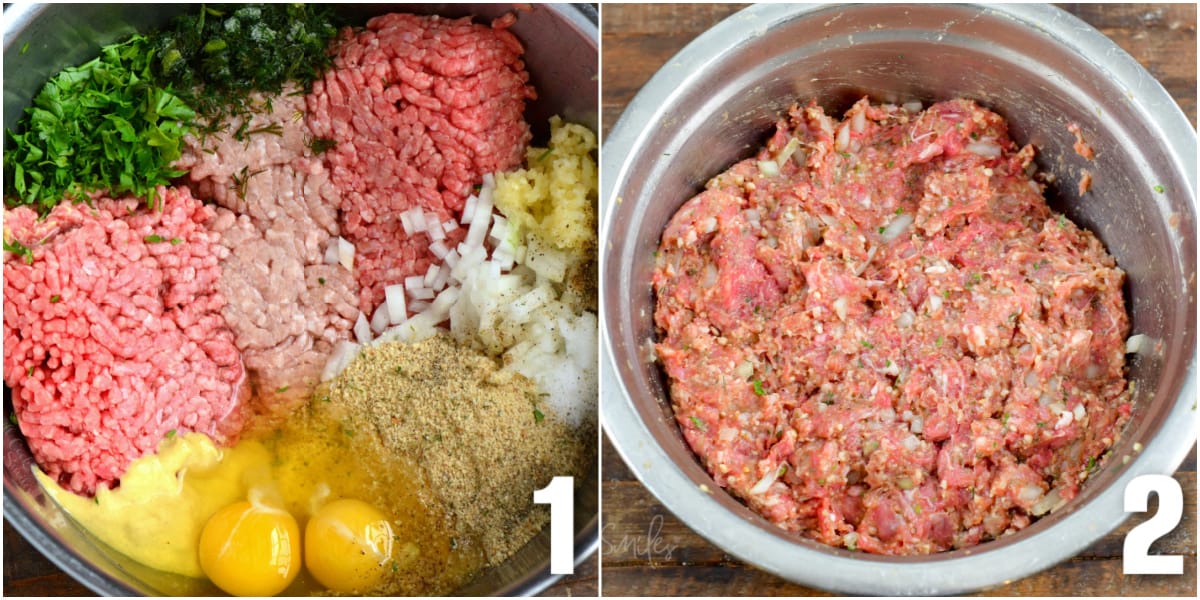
[860,340,874,349]
[308,137,338,154]
[5,34,194,214]
[20,42,30,55]
[49,294,61,303]
[276,385,289,393]
[690,415,706,431]
[1153,184,1165,194]
[170,237,184,245]
[537,147,554,162]
[1057,214,1067,229]
[935,335,944,347]
[318,277,326,285]
[4,238,34,264]
[752,379,766,396]
[533,408,545,424]
[165,428,177,438]
[26,366,34,377]
[144,235,166,243]
[1086,455,1097,471]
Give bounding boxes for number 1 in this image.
[534,476,575,574]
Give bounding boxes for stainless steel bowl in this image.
[2,3,598,596]
[601,3,1196,595]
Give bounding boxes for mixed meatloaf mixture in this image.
[653,98,1132,555]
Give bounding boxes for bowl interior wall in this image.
[605,2,1194,564]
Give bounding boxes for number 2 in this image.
[1123,474,1183,575]
[534,476,575,575]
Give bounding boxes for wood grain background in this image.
[600,2,1197,597]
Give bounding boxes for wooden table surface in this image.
[600,2,1197,597]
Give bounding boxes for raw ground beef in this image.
[2,188,245,495]
[307,12,534,314]
[176,89,359,420]
[654,98,1132,555]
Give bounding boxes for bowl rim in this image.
[599,2,1197,595]
[2,2,599,597]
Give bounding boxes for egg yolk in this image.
[198,500,301,596]
[305,498,396,592]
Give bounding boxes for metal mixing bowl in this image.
[2,3,597,596]
[601,3,1196,595]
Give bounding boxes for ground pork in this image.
[307,12,535,314]
[654,98,1131,555]
[2,188,245,495]
[176,89,359,420]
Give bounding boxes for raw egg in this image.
[305,498,396,592]
[198,500,301,596]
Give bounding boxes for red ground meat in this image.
[307,12,534,314]
[654,98,1131,555]
[3,188,245,495]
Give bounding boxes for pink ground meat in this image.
[654,98,1132,555]
[307,12,534,314]
[177,89,359,421]
[3,187,245,495]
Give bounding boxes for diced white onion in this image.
[1031,487,1064,516]
[443,249,460,269]
[462,194,479,225]
[424,264,440,287]
[370,301,391,334]
[353,312,372,344]
[405,275,425,291]
[409,287,435,300]
[928,293,943,312]
[879,213,914,242]
[442,220,459,233]
[835,123,850,152]
[757,159,780,177]
[833,297,848,321]
[430,240,450,259]
[337,237,355,271]
[901,435,920,452]
[385,284,407,324]
[966,141,1002,158]
[775,137,802,165]
[1018,484,1044,506]
[323,241,340,266]
[851,110,867,133]
[749,464,782,495]
[1125,333,1150,354]
[321,340,361,382]
[400,208,421,235]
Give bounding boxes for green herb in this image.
[895,207,903,215]
[1002,413,1010,427]
[942,289,950,299]
[26,366,34,377]
[969,132,978,140]
[533,408,545,423]
[860,340,874,349]
[20,42,30,55]
[170,237,183,245]
[4,238,34,264]
[8,412,17,426]
[231,165,265,199]
[913,503,923,514]
[817,478,827,486]
[690,415,706,431]
[148,4,339,127]
[1153,184,1164,194]
[343,427,355,437]
[752,379,766,396]
[276,385,289,393]
[391,561,399,573]
[1086,455,1097,471]
[5,35,194,214]
[308,137,338,154]
[1037,421,1047,428]
[935,335,944,347]
[536,147,554,162]
[318,277,326,285]
[878,226,886,234]
[846,536,858,551]
[95,497,100,505]
[886,160,895,168]
[1057,214,1066,229]
[165,429,177,438]
[233,121,284,142]
[49,294,61,303]
[144,235,166,244]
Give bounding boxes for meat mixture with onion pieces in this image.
[653,98,1132,555]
